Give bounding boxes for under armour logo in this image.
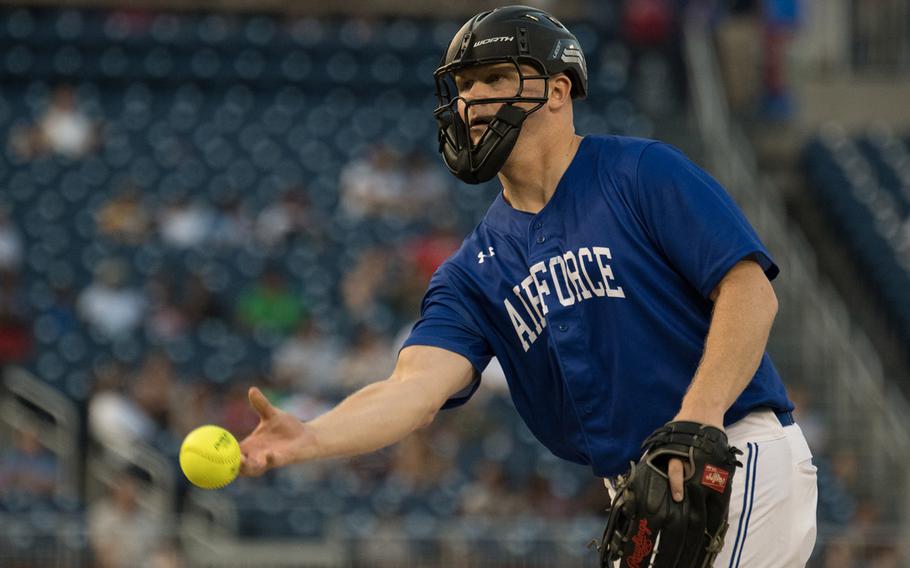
[477,246,495,264]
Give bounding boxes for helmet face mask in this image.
[433,57,549,184]
[432,6,588,185]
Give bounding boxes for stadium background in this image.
[0,0,908,566]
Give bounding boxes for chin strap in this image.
[438,103,529,184]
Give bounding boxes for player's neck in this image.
[499,132,583,214]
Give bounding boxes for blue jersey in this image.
[401,135,792,477]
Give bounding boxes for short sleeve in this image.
[634,143,779,298]
[400,268,494,409]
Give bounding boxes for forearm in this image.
[239,346,473,476]
[301,377,440,461]
[679,266,778,425]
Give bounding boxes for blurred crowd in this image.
[0,79,480,566]
[0,2,906,564]
[0,78,900,568]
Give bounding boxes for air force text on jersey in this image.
[504,246,625,351]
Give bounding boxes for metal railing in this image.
[1,366,81,499]
[84,433,177,516]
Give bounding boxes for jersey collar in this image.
[482,135,592,236]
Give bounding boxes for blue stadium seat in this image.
[4,45,36,77]
[382,20,419,51]
[3,10,36,41]
[244,16,277,47]
[805,131,910,348]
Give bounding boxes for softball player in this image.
[240,6,817,566]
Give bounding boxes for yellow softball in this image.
[179,425,241,489]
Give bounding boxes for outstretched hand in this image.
[239,387,315,477]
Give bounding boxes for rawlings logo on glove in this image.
[628,520,655,568]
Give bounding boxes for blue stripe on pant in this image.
[728,442,760,568]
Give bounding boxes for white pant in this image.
[605,410,818,567]
[714,410,818,568]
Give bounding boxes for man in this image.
[240,6,817,566]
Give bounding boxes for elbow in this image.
[418,405,439,429]
[417,385,446,429]
[386,372,442,431]
[765,283,779,322]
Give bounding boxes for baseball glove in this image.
[591,421,743,568]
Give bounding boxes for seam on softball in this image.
[181,446,240,466]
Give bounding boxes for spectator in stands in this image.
[336,325,395,390]
[0,270,32,366]
[0,427,57,498]
[157,195,213,250]
[149,539,182,568]
[145,273,189,342]
[713,0,764,114]
[399,217,461,285]
[623,0,675,47]
[342,245,392,323]
[132,351,178,432]
[821,537,855,568]
[255,185,320,248]
[524,472,574,519]
[760,0,801,120]
[622,0,685,116]
[338,144,407,220]
[341,245,420,328]
[272,319,341,395]
[180,272,227,327]
[148,270,227,342]
[206,194,253,250]
[397,151,452,221]
[45,283,80,338]
[790,384,827,454]
[95,182,152,246]
[388,427,452,490]
[88,362,156,449]
[89,469,165,568]
[9,84,103,160]
[0,205,23,272]
[170,382,219,438]
[235,268,305,336]
[819,497,898,568]
[77,258,146,338]
[831,448,858,494]
[868,543,902,568]
[220,382,262,440]
[459,461,524,517]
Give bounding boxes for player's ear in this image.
[547,73,572,111]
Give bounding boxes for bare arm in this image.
[668,258,778,500]
[675,258,779,427]
[240,345,475,476]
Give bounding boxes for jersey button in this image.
[584,405,593,415]
[533,221,543,230]
[536,235,546,244]
[558,323,568,332]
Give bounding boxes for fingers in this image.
[239,450,272,477]
[239,453,260,477]
[668,458,684,502]
[248,387,277,420]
